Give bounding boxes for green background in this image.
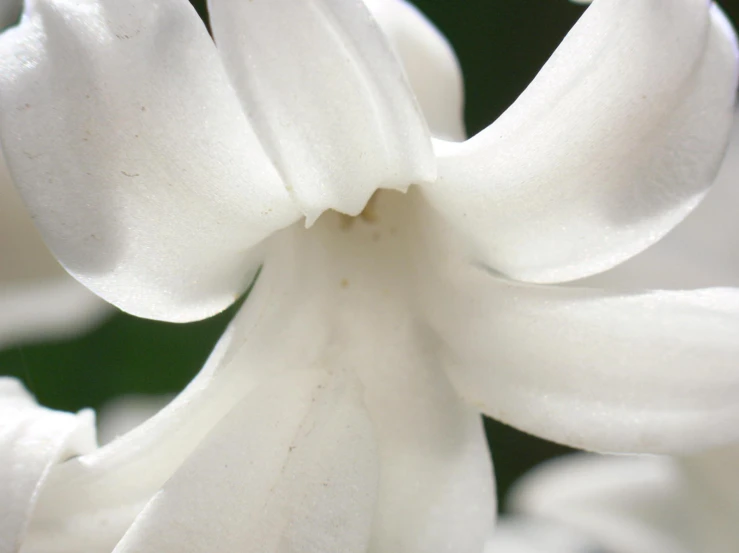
[3,0,738,506]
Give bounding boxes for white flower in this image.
[509,447,739,553]
[1,0,739,552]
[0,1,110,350]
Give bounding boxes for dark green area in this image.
[3,0,739,505]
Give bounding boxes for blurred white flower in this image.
[1,0,739,552]
[509,447,739,553]
[0,2,110,351]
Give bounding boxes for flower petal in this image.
[579,111,739,290]
[113,369,378,553]
[422,0,738,283]
[509,454,704,553]
[352,311,494,553]
[26,247,336,550]
[0,378,95,552]
[421,260,739,454]
[364,0,465,141]
[206,0,435,221]
[0,0,300,322]
[0,154,110,348]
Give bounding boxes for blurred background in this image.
[2,0,739,507]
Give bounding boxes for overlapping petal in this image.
[364,0,465,141]
[422,0,738,283]
[283,197,496,553]
[350,305,494,553]
[0,378,95,553]
[26,245,324,550]
[206,0,436,221]
[580,111,739,290]
[420,258,739,454]
[0,0,301,322]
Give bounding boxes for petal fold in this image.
[422,261,739,454]
[207,0,436,221]
[0,0,300,322]
[0,378,95,553]
[423,0,738,283]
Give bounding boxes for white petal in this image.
[206,0,435,221]
[0,0,300,322]
[364,0,466,141]
[113,369,378,553]
[351,307,494,553]
[21,502,150,553]
[579,111,739,290]
[509,455,701,553]
[422,0,738,283]
[0,378,95,553]
[0,153,110,348]
[421,260,739,454]
[26,248,337,550]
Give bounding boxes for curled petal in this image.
[113,369,378,553]
[353,315,494,553]
[0,378,95,551]
[206,0,435,221]
[421,260,739,454]
[364,0,466,141]
[422,0,738,283]
[0,0,300,322]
